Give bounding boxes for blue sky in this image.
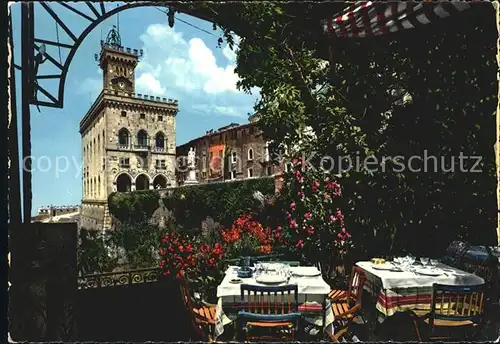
[9,2,259,215]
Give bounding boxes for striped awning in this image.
[322,1,478,38]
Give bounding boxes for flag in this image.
[322,1,477,39]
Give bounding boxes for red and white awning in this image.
[322,1,478,39]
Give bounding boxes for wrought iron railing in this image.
[78,267,161,290]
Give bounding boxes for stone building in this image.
[176,115,288,185]
[79,28,178,230]
[32,205,80,223]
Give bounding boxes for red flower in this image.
[304,212,312,219]
[296,240,304,248]
[312,180,320,192]
[289,219,298,228]
[290,202,296,211]
[200,243,210,253]
[307,226,315,235]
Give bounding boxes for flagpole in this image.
[494,1,500,246]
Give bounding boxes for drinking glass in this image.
[254,263,262,278]
[420,257,429,266]
[429,259,439,267]
[407,255,416,266]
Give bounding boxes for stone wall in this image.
[80,202,106,230]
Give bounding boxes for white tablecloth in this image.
[356,261,485,289]
[215,265,334,338]
[356,261,485,318]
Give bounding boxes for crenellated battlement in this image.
[102,88,178,105]
[100,40,143,57]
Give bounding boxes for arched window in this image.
[137,129,148,147]
[155,132,166,151]
[135,174,150,191]
[116,173,132,192]
[248,148,254,161]
[118,128,130,146]
[97,176,101,198]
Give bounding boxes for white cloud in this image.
[136,23,258,116]
[76,24,259,120]
[136,72,166,95]
[76,77,102,101]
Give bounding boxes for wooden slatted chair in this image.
[328,266,366,303]
[178,276,217,341]
[326,305,361,343]
[412,283,486,341]
[327,268,366,342]
[238,312,302,342]
[238,284,302,341]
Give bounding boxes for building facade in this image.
[79,28,178,230]
[176,116,286,185]
[32,205,80,223]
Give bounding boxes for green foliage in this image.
[106,222,171,269]
[108,191,160,224]
[162,177,275,230]
[77,228,116,275]
[230,3,497,259]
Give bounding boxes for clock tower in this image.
[96,26,142,94]
[80,27,178,231]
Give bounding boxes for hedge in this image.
[108,177,276,229]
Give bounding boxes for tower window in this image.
[158,115,163,121]
[119,158,130,167]
[156,160,166,169]
[137,130,148,147]
[121,111,127,117]
[247,168,253,178]
[140,113,145,119]
[118,128,130,146]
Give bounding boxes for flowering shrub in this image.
[159,232,227,302]
[278,156,353,274]
[221,214,275,256]
[159,232,197,279]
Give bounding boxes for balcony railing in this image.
[154,146,166,153]
[117,143,130,150]
[133,144,150,151]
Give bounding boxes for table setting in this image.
[214,261,334,339]
[356,255,485,318]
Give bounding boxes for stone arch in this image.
[137,129,149,147]
[154,131,166,150]
[152,174,168,189]
[135,173,150,191]
[115,173,132,192]
[118,128,130,146]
